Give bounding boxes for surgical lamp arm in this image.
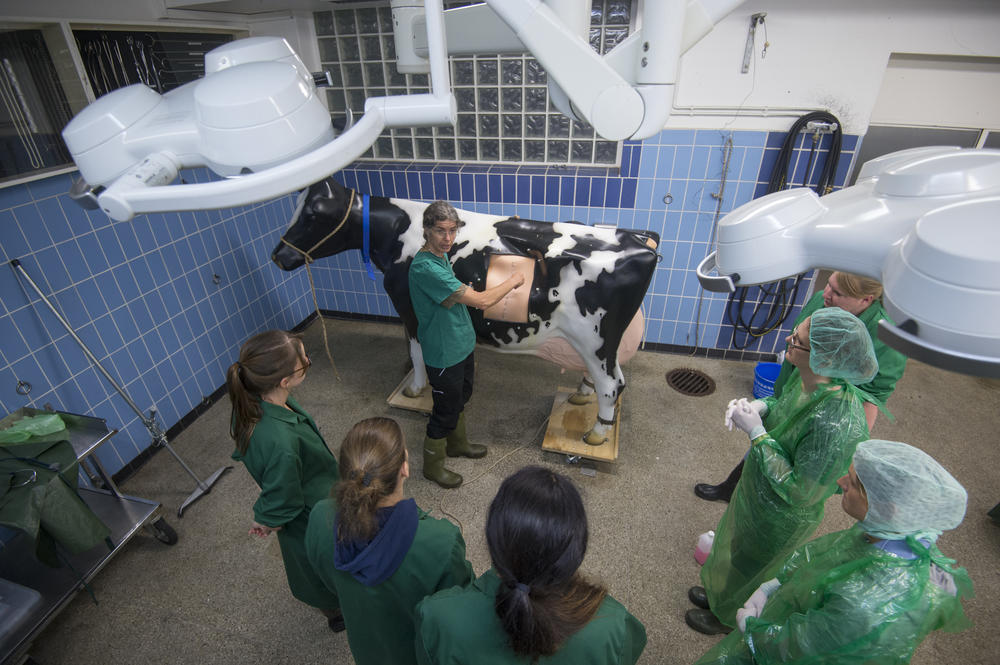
[405,0,744,141]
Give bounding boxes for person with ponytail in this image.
[304,417,473,665]
[227,330,342,630]
[414,466,646,665]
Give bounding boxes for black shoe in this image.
[326,610,346,633]
[688,586,710,610]
[694,460,745,502]
[685,609,732,635]
[694,482,732,502]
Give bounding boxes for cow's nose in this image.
[271,245,304,271]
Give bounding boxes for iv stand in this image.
[10,259,230,517]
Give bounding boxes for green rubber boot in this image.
[446,412,487,459]
[423,435,463,488]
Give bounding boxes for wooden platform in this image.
[386,369,433,414]
[541,387,620,462]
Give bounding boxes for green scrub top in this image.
[701,374,871,627]
[409,250,475,368]
[774,292,907,405]
[231,396,340,610]
[415,569,647,665]
[304,498,474,665]
[695,527,972,665]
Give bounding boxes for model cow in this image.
[271,177,658,444]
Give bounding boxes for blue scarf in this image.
[334,498,419,586]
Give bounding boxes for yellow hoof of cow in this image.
[582,429,609,446]
[403,385,426,398]
[568,391,597,406]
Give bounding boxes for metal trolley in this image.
[0,408,176,664]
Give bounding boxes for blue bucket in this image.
[752,362,782,399]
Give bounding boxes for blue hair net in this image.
[854,439,967,542]
[808,307,878,384]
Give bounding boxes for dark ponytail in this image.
[335,417,407,544]
[486,466,607,660]
[226,330,306,454]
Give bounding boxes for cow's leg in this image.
[577,355,623,446]
[402,336,429,397]
[567,373,597,405]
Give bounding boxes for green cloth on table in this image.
[0,428,111,568]
[231,396,341,610]
[409,250,475,368]
[695,526,972,665]
[702,373,872,626]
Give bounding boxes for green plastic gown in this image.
[701,372,871,626]
[773,292,907,406]
[695,526,973,664]
[415,569,647,665]
[231,396,340,610]
[305,498,474,665]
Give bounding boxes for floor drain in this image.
[665,368,716,396]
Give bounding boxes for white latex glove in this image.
[724,398,741,431]
[736,578,780,632]
[749,399,769,418]
[730,400,764,437]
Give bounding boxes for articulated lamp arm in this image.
[697,147,1000,378]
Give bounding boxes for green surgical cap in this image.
[854,439,967,541]
[808,307,878,384]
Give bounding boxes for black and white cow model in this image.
[271,177,659,445]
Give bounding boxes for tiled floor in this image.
[25,318,1000,665]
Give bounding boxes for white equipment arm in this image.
[696,147,1000,378]
[62,0,743,221]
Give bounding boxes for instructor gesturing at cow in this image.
[409,200,525,489]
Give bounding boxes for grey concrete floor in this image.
[26,318,1000,664]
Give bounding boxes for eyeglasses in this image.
[430,225,459,238]
[787,326,810,353]
[289,358,311,377]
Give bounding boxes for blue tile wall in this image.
[309,128,858,356]
[0,127,858,474]
[0,169,313,476]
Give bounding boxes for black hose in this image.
[726,112,843,349]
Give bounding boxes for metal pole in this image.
[10,259,230,516]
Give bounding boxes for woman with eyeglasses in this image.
[695,271,906,503]
[686,308,880,635]
[226,329,343,631]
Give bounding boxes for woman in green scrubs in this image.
[415,465,646,665]
[227,330,342,630]
[305,417,473,665]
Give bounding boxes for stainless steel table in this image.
[0,408,176,664]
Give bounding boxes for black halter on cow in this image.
[272,176,659,445]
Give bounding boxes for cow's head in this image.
[271,177,357,271]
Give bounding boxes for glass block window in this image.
[313,0,633,166]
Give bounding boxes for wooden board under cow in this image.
[272,177,659,446]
